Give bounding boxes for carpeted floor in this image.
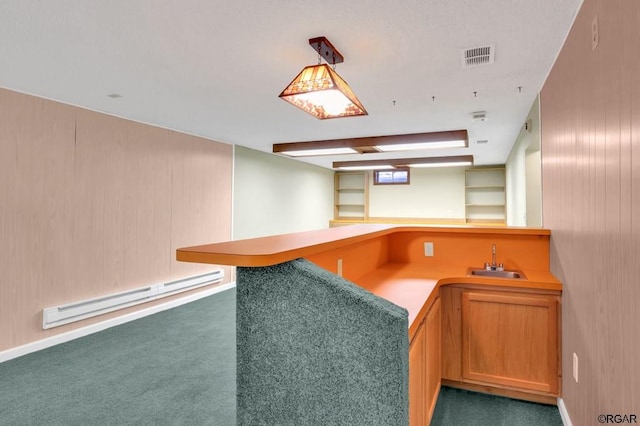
[0,288,236,426]
[431,386,563,425]
[0,287,563,425]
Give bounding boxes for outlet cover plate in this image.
[424,242,434,257]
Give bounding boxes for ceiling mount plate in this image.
[309,36,344,65]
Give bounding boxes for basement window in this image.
[374,168,410,185]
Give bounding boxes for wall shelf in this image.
[335,172,368,220]
[465,167,506,224]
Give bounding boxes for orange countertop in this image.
[353,262,561,337]
[177,224,396,266]
[176,224,560,335]
[176,224,551,267]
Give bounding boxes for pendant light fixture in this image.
[279,37,367,120]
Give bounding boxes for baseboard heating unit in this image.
[42,270,224,329]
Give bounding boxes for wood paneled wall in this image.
[0,88,233,352]
[540,0,639,423]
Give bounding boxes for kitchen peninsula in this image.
[177,224,562,425]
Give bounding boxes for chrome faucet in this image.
[484,244,504,271]
[491,244,497,269]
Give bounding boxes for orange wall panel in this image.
[306,236,389,282]
[387,232,550,272]
[305,230,550,283]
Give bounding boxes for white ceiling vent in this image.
[461,44,495,68]
[472,111,487,122]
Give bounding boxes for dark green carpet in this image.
[0,289,236,426]
[431,386,563,425]
[0,287,563,425]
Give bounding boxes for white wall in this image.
[368,167,466,219]
[233,146,334,239]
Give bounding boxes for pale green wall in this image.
[233,146,334,239]
[368,167,466,219]
[506,95,542,227]
[234,140,534,230]
[525,149,542,227]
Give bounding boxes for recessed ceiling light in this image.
[333,155,473,170]
[409,161,473,168]
[280,147,358,157]
[337,165,395,171]
[273,130,468,157]
[107,93,122,99]
[375,140,467,152]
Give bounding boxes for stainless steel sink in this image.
[468,269,525,279]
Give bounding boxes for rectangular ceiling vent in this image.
[461,44,495,68]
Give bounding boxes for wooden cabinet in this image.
[425,297,441,419]
[409,297,441,425]
[465,167,506,224]
[409,316,426,425]
[441,287,463,382]
[334,172,368,220]
[441,286,560,402]
[462,290,559,394]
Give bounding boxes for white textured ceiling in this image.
[0,0,582,169]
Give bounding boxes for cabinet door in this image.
[425,297,441,421]
[409,298,441,426]
[408,319,426,426]
[462,291,559,394]
[440,287,463,381]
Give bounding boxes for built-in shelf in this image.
[465,167,506,224]
[335,172,368,220]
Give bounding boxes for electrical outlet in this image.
[424,242,434,257]
[573,353,579,383]
[337,259,343,277]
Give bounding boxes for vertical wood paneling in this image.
[0,90,77,343]
[71,110,173,300]
[0,88,232,351]
[627,3,640,415]
[541,0,640,422]
[168,130,233,280]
